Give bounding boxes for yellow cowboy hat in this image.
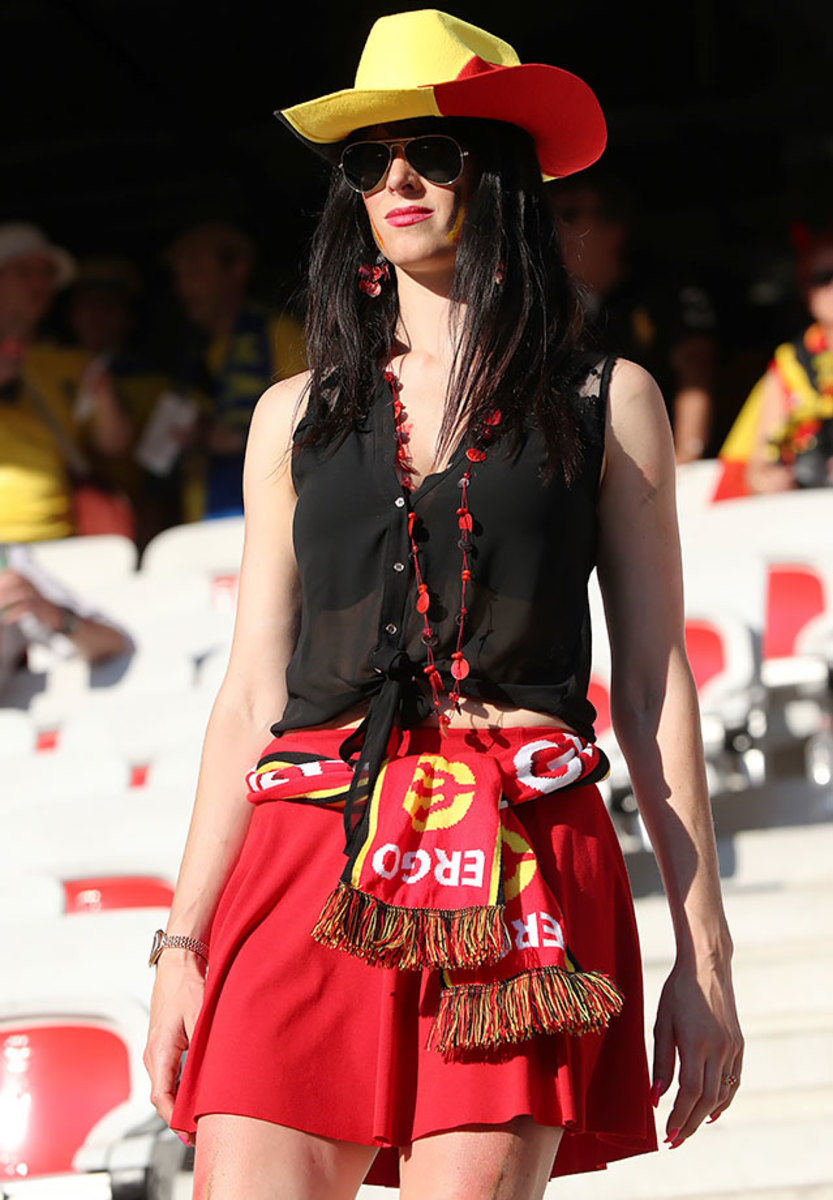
[277,9,606,180]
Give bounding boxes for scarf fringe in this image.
[312,881,509,969]
[427,966,625,1054]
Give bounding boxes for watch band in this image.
[57,606,80,636]
[149,929,209,968]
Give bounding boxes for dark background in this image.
[3,0,832,440]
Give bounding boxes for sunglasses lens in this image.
[340,143,391,192]
[340,135,465,192]
[406,136,464,184]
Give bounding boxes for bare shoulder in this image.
[244,370,311,479]
[607,357,667,426]
[250,370,312,444]
[602,357,675,491]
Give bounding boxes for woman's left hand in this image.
[652,953,744,1147]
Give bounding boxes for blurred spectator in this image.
[0,543,131,699]
[163,221,306,520]
[549,174,717,462]
[0,224,133,543]
[744,227,833,493]
[65,257,171,545]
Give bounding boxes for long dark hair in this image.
[302,117,587,481]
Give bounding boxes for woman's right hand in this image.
[143,953,207,1140]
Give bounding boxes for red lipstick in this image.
[385,206,433,227]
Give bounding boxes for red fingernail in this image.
[707,1112,722,1125]
[669,1137,684,1149]
[664,1127,680,1145]
[651,1081,663,1108]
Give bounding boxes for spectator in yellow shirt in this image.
[0,224,132,542]
[64,257,171,545]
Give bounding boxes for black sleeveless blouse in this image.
[271,355,612,800]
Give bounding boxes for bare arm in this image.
[86,364,134,456]
[669,333,715,463]
[745,367,796,494]
[0,570,130,662]
[597,359,743,1146]
[143,370,310,1129]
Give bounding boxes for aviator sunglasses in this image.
[339,135,469,194]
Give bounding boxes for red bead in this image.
[461,569,471,581]
[458,513,473,532]
[450,656,470,680]
[466,448,486,462]
[416,589,430,614]
[485,409,502,426]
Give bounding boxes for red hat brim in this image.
[433,62,606,178]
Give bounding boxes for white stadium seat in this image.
[4,788,191,881]
[24,533,138,588]
[674,457,722,513]
[0,747,133,809]
[140,515,244,579]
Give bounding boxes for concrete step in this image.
[649,1190,833,1200]
[715,823,833,890]
[642,939,833,1022]
[718,1012,833,1094]
[633,882,833,962]
[626,812,833,898]
[710,779,833,837]
[547,1109,833,1198]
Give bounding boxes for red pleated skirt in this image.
[170,725,657,1185]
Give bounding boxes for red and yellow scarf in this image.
[247,729,622,1056]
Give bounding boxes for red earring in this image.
[358,254,390,297]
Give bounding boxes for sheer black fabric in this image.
[271,354,612,826]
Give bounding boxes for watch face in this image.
[149,929,165,967]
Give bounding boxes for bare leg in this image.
[399,1117,563,1200]
[193,1113,377,1200]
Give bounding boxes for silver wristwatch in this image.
[148,929,209,967]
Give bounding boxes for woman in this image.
[144,12,742,1199]
[745,226,833,493]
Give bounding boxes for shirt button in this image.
[394,496,405,508]
[393,561,405,572]
[385,623,398,636]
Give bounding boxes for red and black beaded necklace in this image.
[383,364,501,733]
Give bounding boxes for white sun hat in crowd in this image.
[0,222,76,287]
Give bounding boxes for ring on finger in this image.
[720,1073,739,1087]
